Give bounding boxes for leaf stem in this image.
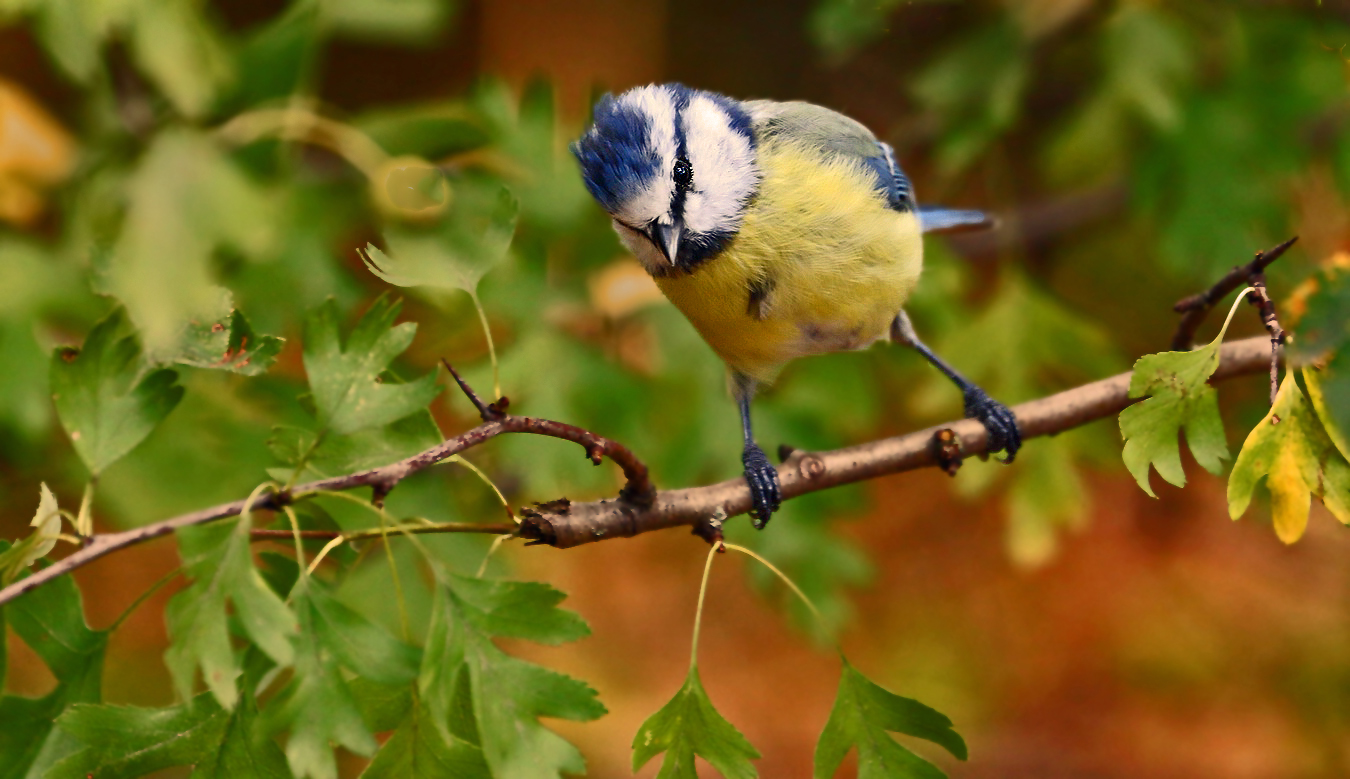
[1214,287,1256,344]
[282,506,307,571]
[377,509,411,641]
[689,542,722,670]
[108,566,181,634]
[476,534,511,577]
[721,543,827,637]
[448,454,517,523]
[468,290,501,400]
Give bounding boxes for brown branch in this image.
[517,336,1275,549]
[0,407,650,607]
[0,336,1274,608]
[1170,236,1297,350]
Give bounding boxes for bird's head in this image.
[572,84,759,275]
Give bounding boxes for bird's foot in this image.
[742,443,781,529]
[963,386,1022,463]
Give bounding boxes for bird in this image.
[572,83,1021,528]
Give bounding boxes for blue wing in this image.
[861,142,914,212]
[917,206,994,233]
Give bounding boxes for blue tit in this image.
[572,83,1021,527]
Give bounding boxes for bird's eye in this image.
[673,158,693,191]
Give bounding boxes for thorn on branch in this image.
[1170,236,1298,351]
[930,428,963,476]
[442,358,504,421]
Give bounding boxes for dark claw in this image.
[963,387,1022,463]
[742,443,782,529]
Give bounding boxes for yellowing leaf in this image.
[1227,371,1350,544]
[0,483,63,584]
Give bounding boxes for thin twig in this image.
[1247,273,1287,405]
[1170,237,1298,350]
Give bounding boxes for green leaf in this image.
[420,579,604,779]
[363,184,518,294]
[50,309,185,476]
[125,0,233,118]
[301,295,440,436]
[360,692,489,779]
[304,579,421,686]
[191,690,294,779]
[321,0,455,44]
[0,569,107,778]
[100,129,278,361]
[272,579,379,779]
[165,515,297,709]
[0,483,62,584]
[632,666,759,779]
[815,659,967,779]
[176,305,285,376]
[446,573,590,645]
[349,678,414,734]
[44,694,231,779]
[1306,360,1350,463]
[267,408,442,483]
[1118,310,1236,496]
[1228,371,1350,544]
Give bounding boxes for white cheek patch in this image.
[614,85,679,228]
[680,96,759,235]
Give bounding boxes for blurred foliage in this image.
[0,0,1346,776]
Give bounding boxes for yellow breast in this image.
[655,139,923,382]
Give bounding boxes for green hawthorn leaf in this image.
[349,678,414,733]
[360,692,490,779]
[50,310,185,476]
[301,295,440,436]
[177,304,284,376]
[1119,314,1235,496]
[165,515,297,709]
[44,694,230,778]
[815,659,966,779]
[267,408,442,483]
[0,567,107,778]
[1306,362,1350,462]
[1228,371,1350,544]
[100,129,277,361]
[272,579,379,779]
[632,666,760,779]
[304,579,420,686]
[420,580,604,779]
[191,690,293,779]
[446,573,590,645]
[362,184,518,294]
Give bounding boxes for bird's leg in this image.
[734,374,781,529]
[891,310,1022,461]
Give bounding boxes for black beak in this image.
[648,221,684,265]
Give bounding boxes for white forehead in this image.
[680,95,758,235]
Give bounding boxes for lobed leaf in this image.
[631,666,760,779]
[272,579,380,779]
[45,694,231,779]
[815,659,966,779]
[165,515,296,710]
[50,310,185,476]
[301,295,440,436]
[360,692,489,779]
[420,579,604,779]
[0,564,107,778]
[1228,371,1350,544]
[176,303,285,376]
